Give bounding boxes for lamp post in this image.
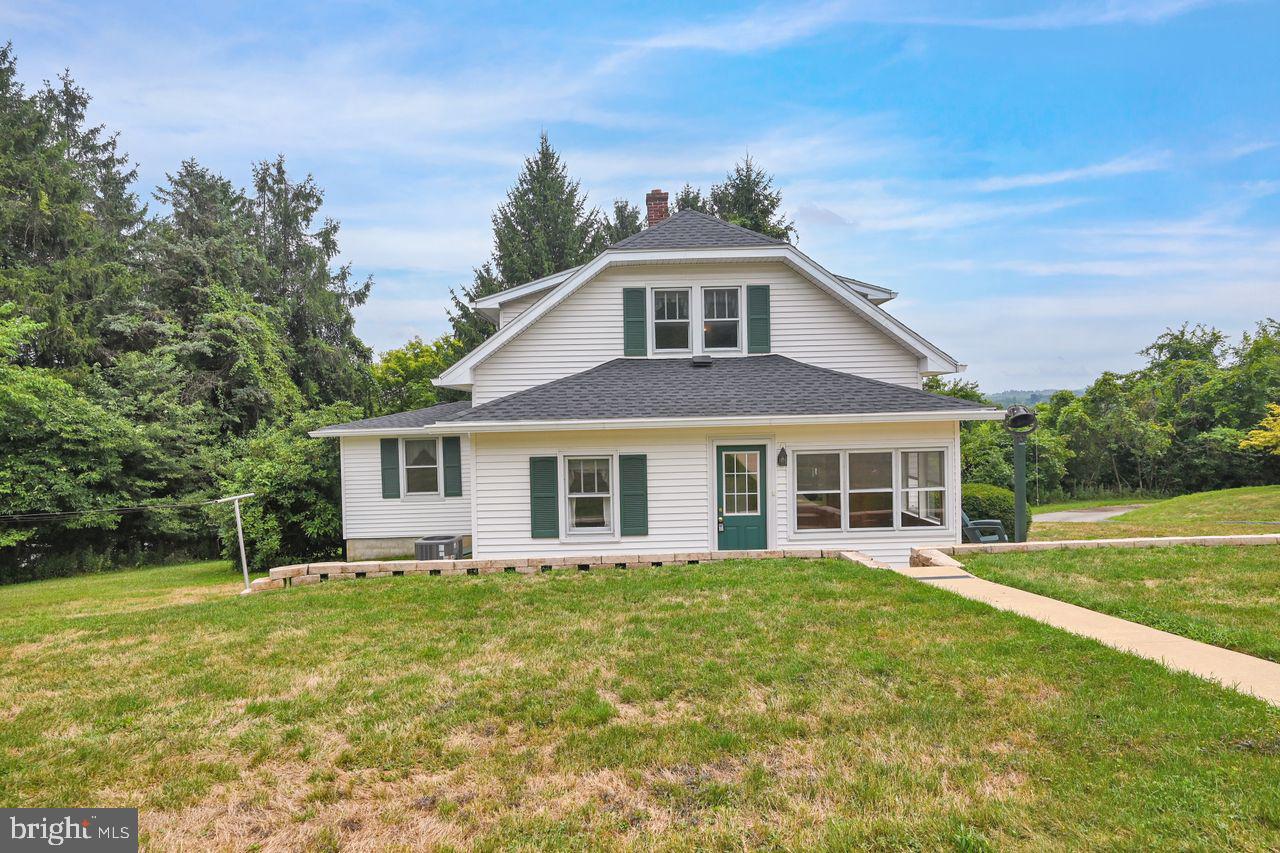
[1002,406,1038,542]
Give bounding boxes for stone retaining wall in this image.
[248,549,890,592]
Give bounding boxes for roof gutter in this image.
[311,408,1003,437]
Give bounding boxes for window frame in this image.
[793,451,843,531]
[401,437,442,497]
[701,285,743,353]
[564,454,616,535]
[650,287,693,354]
[789,446,951,535]
[899,449,948,529]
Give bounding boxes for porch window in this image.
[900,450,946,527]
[848,451,894,529]
[795,452,841,529]
[566,456,612,532]
[403,438,439,494]
[702,287,740,350]
[653,289,690,351]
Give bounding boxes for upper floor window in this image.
[702,287,740,350]
[403,438,440,494]
[653,289,690,351]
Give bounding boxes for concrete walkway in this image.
[1033,504,1146,522]
[895,560,1280,706]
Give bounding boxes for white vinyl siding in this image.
[470,262,921,404]
[339,435,473,540]
[467,420,960,566]
[498,291,545,328]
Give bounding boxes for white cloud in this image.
[971,151,1171,191]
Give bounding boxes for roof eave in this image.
[440,408,1004,434]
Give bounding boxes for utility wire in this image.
[0,498,227,524]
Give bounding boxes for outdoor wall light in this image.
[777,446,788,467]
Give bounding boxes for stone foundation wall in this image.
[345,537,421,561]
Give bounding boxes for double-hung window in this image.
[702,287,740,350]
[847,452,894,528]
[403,438,440,495]
[653,289,690,351]
[900,450,946,527]
[566,457,612,532]
[795,452,842,529]
[794,449,947,531]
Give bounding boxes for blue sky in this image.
[7,0,1278,389]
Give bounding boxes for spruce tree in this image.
[678,156,796,242]
[448,133,607,350]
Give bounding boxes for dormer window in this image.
[653,289,690,351]
[702,287,741,351]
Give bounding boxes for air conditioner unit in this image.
[414,534,472,560]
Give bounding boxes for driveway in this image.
[1034,504,1147,522]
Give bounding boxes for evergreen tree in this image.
[673,183,708,213]
[675,156,796,242]
[448,133,605,349]
[603,199,643,244]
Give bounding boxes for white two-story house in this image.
[313,192,1002,566]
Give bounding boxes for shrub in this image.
[210,403,360,571]
[961,483,1019,537]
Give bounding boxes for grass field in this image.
[1031,485,1280,541]
[3,559,1279,850]
[965,545,1280,663]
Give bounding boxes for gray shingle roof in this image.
[313,400,472,434]
[448,356,993,423]
[609,210,784,251]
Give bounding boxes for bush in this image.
[961,483,1019,537]
[210,403,360,571]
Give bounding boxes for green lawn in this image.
[1031,496,1161,515]
[3,559,1279,849]
[1032,485,1280,541]
[966,545,1280,663]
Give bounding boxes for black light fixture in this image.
[1003,404,1038,434]
[776,446,788,467]
[1002,405,1040,543]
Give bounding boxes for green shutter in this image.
[619,454,649,536]
[380,438,400,499]
[442,436,462,497]
[747,285,771,353]
[529,456,559,539]
[622,287,647,356]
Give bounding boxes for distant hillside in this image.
[988,389,1082,406]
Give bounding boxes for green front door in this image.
[716,445,767,550]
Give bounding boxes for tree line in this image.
[930,321,1280,502]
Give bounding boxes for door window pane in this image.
[902,450,945,488]
[901,489,946,527]
[723,451,760,515]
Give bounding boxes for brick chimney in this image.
[645,188,669,227]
